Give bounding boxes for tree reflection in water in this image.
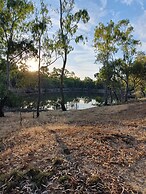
[17,92,105,111]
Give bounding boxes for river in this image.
[20,92,104,110]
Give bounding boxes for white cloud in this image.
[66,42,102,79]
[70,0,108,78]
[100,0,107,10]
[120,0,133,5]
[118,0,144,9]
[136,42,146,53]
[134,10,146,40]
[131,10,146,52]
[137,0,144,10]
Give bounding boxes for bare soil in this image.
[0,101,146,193]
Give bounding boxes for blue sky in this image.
[33,0,146,79]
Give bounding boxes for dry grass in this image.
[0,101,146,193]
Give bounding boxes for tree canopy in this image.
[94,19,142,104]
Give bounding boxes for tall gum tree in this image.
[58,0,90,111]
[0,0,34,117]
[94,20,118,105]
[31,0,52,117]
[0,0,34,90]
[94,19,140,104]
[116,19,140,102]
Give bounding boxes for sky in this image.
[31,0,146,79]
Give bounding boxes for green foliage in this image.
[0,0,34,41]
[17,71,38,89]
[133,52,146,78]
[94,20,118,64]
[57,0,90,54]
[31,0,51,41]
[10,40,38,63]
[6,90,22,108]
[0,0,34,89]
[130,52,146,96]
[94,19,141,103]
[0,77,22,110]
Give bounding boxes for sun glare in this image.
[27,58,38,72]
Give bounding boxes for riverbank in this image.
[11,87,105,94]
[0,101,146,193]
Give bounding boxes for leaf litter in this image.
[0,101,146,193]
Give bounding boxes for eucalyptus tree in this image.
[116,19,140,102]
[131,52,146,96]
[94,19,140,103]
[0,0,34,90]
[94,20,118,105]
[31,0,52,117]
[0,0,34,116]
[57,0,90,111]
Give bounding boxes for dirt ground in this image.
[0,101,146,193]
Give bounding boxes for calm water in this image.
[20,92,104,111]
[66,98,97,110]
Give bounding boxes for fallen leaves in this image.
[0,101,146,193]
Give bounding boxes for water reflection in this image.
[19,92,104,111]
[66,98,97,110]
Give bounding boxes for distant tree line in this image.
[1,65,101,92]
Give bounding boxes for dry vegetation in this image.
[0,101,146,193]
